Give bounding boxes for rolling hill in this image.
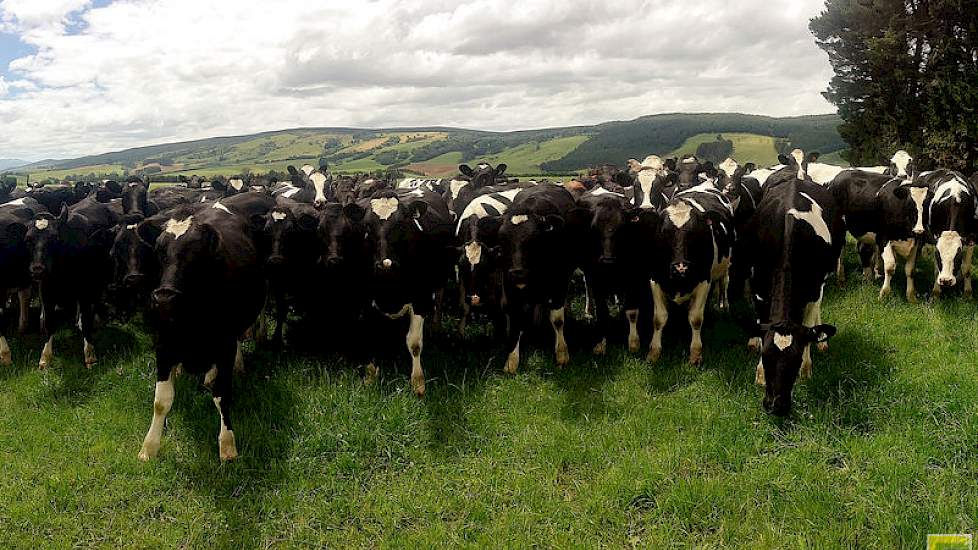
[10,113,846,181]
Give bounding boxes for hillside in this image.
[0,159,27,171]
[11,113,845,181]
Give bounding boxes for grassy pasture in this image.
[1,242,978,548]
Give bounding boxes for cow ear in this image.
[807,152,820,163]
[287,165,298,176]
[137,218,163,245]
[808,324,837,343]
[494,164,507,176]
[58,203,69,223]
[544,214,565,232]
[893,185,910,200]
[744,162,756,173]
[778,154,790,165]
[409,201,427,219]
[343,202,366,222]
[458,164,475,178]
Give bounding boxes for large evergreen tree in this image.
[811,0,978,172]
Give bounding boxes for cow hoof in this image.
[555,347,570,367]
[203,366,218,388]
[747,337,762,353]
[138,441,159,462]
[411,376,426,397]
[816,341,829,353]
[755,361,766,386]
[801,362,813,380]
[646,347,662,364]
[219,431,238,461]
[878,289,890,302]
[592,339,607,356]
[504,353,519,375]
[0,350,11,366]
[38,360,49,370]
[906,292,918,304]
[689,350,703,366]
[627,336,640,353]
[364,363,379,385]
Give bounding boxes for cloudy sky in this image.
[0,0,834,161]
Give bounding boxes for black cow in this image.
[576,186,654,354]
[26,196,118,369]
[829,170,931,301]
[647,183,734,365]
[497,184,582,373]
[0,178,26,203]
[0,197,46,364]
[342,188,454,395]
[922,170,977,298]
[261,199,323,347]
[716,159,762,302]
[137,205,266,461]
[24,182,91,212]
[742,162,844,416]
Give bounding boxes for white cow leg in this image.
[904,242,919,303]
[879,243,895,302]
[0,336,10,366]
[836,256,846,283]
[647,282,668,363]
[458,302,469,337]
[625,309,640,353]
[138,374,175,461]
[755,357,765,386]
[687,281,710,365]
[583,275,594,320]
[203,365,218,387]
[504,332,521,375]
[932,262,943,297]
[873,246,883,280]
[963,245,974,298]
[17,287,30,334]
[550,306,569,367]
[406,309,425,396]
[233,341,244,373]
[83,339,96,369]
[38,336,53,370]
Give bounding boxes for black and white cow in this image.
[742,160,844,415]
[137,204,266,461]
[716,158,762,302]
[442,162,509,213]
[25,195,118,369]
[0,178,27,204]
[628,155,673,211]
[922,170,977,298]
[0,197,46,364]
[497,184,583,373]
[647,182,734,365]
[275,165,332,207]
[24,182,91,213]
[767,149,915,186]
[829,169,931,300]
[576,186,654,354]
[454,185,524,335]
[344,188,455,395]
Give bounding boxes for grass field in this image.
[669,133,782,166]
[1,242,977,548]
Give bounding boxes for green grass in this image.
[669,133,782,166]
[483,136,589,174]
[1,243,977,547]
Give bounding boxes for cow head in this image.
[332,176,358,205]
[888,182,931,237]
[580,193,640,269]
[459,162,507,189]
[930,174,977,288]
[122,177,150,215]
[760,320,836,416]
[149,210,219,321]
[888,150,915,179]
[676,156,702,189]
[0,178,16,199]
[656,199,723,296]
[457,215,503,307]
[320,202,367,273]
[362,192,428,276]
[309,171,331,208]
[778,149,816,181]
[262,205,320,278]
[498,209,565,291]
[111,213,162,298]
[26,206,69,281]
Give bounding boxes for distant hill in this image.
[15,113,845,180]
[0,159,28,171]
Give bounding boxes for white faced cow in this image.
[922,170,977,298]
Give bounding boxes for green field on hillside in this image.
[668,133,782,166]
[0,242,976,547]
[482,136,590,175]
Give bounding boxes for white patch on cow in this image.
[684,198,706,213]
[909,187,927,233]
[773,333,793,351]
[229,179,244,191]
[199,196,208,203]
[126,224,137,230]
[637,170,656,209]
[932,175,970,207]
[138,375,174,461]
[212,202,231,214]
[511,214,528,225]
[1,198,26,207]
[38,336,53,369]
[449,179,469,200]
[788,192,832,244]
[300,164,315,176]
[164,216,193,239]
[890,238,915,257]
[271,211,287,221]
[681,157,696,164]
[937,231,962,284]
[281,186,301,198]
[464,241,482,266]
[719,158,738,177]
[749,169,775,187]
[128,182,140,188]
[309,172,328,204]
[591,186,624,198]
[34,218,49,230]
[213,396,238,460]
[666,201,692,228]
[370,197,399,220]
[791,149,806,180]
[641,155,664,172]
[891,150,912,177]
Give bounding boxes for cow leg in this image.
[271,289,286,349]
[755,357,765,386]
[687,281,710,366]
[857,243,875,280]
[879,242,896,302]
[138,351,177,461]
[234,340,245,373]
[549,306,570,366]
[211,345,238,460]
[963,245,974,298]
[873,245,883,280]
[17,287,30,334]
[406,307,425,396]
[625,309,640,353]
[801,295,824,378]
[647,282,668,363]
[835,255,846,284]
[932,261,943,297]
[592,287,609,355]
[904,242,919,303]
[719,273,730,311]
[38,297,55,370]
[0,335,10,366]
[79,300,97,368]
[457,279,469,336]
[431,289,444,328]
[583,274,594,320]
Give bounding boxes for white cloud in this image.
[0,0,834,160]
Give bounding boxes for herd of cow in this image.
[0,149,976,461]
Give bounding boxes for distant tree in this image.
[811,0,978,171]
[695,135,734,164]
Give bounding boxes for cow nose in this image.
[376,258,394,270]
[763,396,791,417]
[124,273,144,288]
[599,256,616,265]
[267,255,285,267]
[314,199,327,208]
[326,256,342,267]
[509,268,528,282]
[939,275,956,287]
[29,264,45,279]
[151,287,181,308]
[670,261,690,277]
[913,228,924,235]
[470,295,481,306]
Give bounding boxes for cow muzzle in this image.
[29,264,46,280]
[939,275,957,287]
[151,287,182,312]
[670,261,691,278]
[599,255,616,265]
[508,268,528,288]
[124,273,145,289]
